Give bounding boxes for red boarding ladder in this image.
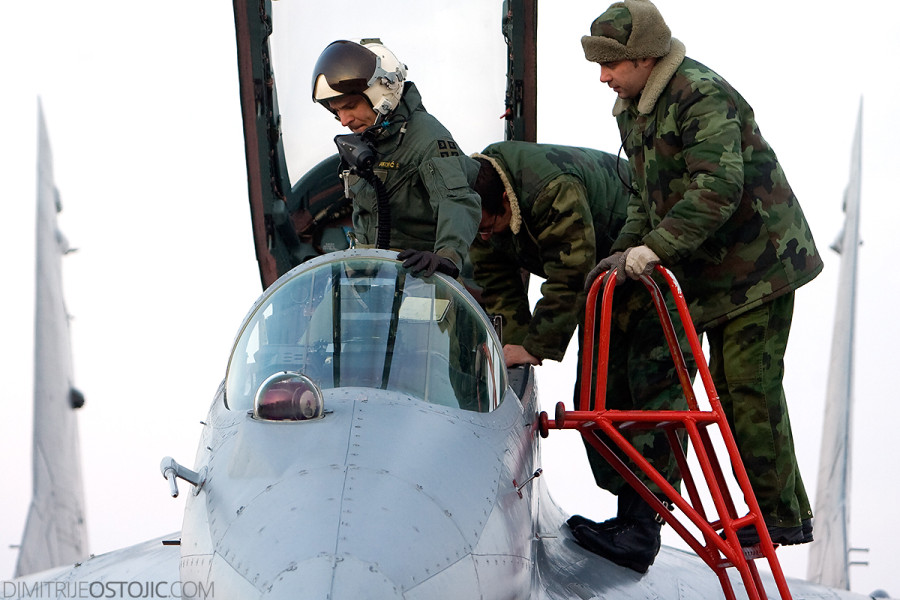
[538,266,793,600]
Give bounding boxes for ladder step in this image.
[714,545,771,569]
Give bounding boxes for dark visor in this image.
[311,40,377,100]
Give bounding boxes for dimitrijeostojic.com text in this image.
[1,580,214,599]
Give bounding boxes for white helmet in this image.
[311,39,407,118]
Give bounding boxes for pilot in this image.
[469,139,695,573]
[311,39,482,279]
[579,0,822,571]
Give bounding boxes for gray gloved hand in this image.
[584,250,629,290]
[397,249,460,278]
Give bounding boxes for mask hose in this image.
[334,132,391,249]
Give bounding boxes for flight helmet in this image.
[312,39,407,118]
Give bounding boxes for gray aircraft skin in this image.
[9,246,889,600]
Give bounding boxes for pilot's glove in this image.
[584,250,628,290]
[624,245,660,279]
[397,249,460,279]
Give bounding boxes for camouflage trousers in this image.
[706,292,812,527]
[580,279,694,497]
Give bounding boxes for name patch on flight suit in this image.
[437,139,460,157]
[377,160,401,170]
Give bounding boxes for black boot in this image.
[731,517,814,547]
[571,487,665,574]
[566,513,621,532]
[567,486,648,533]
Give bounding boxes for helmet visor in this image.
[311,40,378,101]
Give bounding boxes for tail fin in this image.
[14,100,90,577]
[806,99,863,590]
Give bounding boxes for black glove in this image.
[397,249,460,278]
[584,250,629,291]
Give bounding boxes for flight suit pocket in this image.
[422,157,471,200]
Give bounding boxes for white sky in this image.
[1,0,898,596]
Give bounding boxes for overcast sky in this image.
[1,1,898,596]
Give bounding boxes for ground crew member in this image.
[576,0,821,571]
[470,140,695,575]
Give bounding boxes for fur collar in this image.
[470,152,523,235]
[612,39,686,117]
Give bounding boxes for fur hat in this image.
[582,0,672,64]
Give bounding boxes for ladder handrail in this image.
[543,265,794,600]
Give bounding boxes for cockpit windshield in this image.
[226,251,506,413]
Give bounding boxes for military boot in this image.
[732,517,814,547]
[571,487,666,574]
[566,513,620,532]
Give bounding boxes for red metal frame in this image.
[539,266,793,600]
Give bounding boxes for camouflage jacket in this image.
[470,142,630,361]
[346,82,481,270]
[610,41,823,330]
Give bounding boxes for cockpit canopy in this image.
[226,251,506,414]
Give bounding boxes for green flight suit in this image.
[346,82,481,271]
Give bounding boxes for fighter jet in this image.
[8,2,894,599]
[9,106,888,600]
[7,107,886,596]
[10,242,886,599]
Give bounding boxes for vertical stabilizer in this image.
[806,100,863,590]
[14,100,89,577]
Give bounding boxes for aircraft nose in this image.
[264,555,404,599]
[195,393,511,598]
[207,462,480,599]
